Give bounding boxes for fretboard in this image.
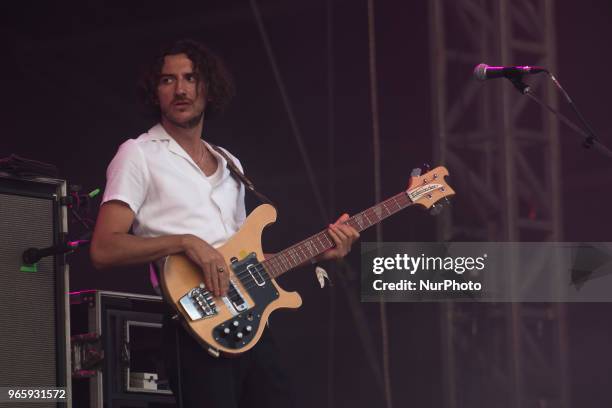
[261,191,412,278]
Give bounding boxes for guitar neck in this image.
[262,191,413,278]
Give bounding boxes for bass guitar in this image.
[160,166,455,356]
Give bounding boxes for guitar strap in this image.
[209,144,276,208]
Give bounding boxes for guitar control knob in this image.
[230,257,239,263]
[223,327,231,335]
[232,321,240,328]
[245,325,252,333]
[236,332,244,340]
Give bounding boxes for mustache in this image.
[172,97,192,104]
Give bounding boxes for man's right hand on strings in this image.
[182,234,229,297]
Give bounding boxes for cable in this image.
[248,0,390,398]
[326,0,337,407]
[366,0,393,407]
[249,0,329,222]
[174,321,184,408]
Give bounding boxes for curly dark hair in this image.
[139,39,235,119]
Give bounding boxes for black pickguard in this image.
[212,253,279,350]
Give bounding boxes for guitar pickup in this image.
[222,280,249,316]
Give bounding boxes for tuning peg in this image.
[430,198,452,216]
[422,163,431,173]
[411,168,422,177]
[430,203,442,216]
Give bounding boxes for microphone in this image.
[22,240,90,265]
[473,63,547,81]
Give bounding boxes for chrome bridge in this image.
[179,284,218,321]
[179,280,250,321]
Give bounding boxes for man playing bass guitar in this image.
[90,39,360,408]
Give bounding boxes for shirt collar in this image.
[144,123,230,180]
[143,123,173,141]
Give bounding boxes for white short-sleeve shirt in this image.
[102,123,246,248]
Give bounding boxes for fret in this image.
[287,252,296,268]
[316,234,327,251]
[392,196,401,210]
[355,215,364,230]
[270,260,281,278]
[272,257,284,276]
[287,248,298,266]
[279,253,290,271]
[304,240,315,257]
[373,205,382,221]
[323,233,333,248]
[291,247,299,264]
[281,251,290,268]
[363,211,373,226]
[346,219,358,232]
[276,255,286,270]
[387,199,395,213]
[262,260,271,277]
[298,245,309,262]
[398,193,408,207]
[382,201,390,216]
[312,235,321,253]
[265,259,278,278]
[355,220,365,231]
[294,247,305,264]
[291,248,301,266]
[320,233,330,250]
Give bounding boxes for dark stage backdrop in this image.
[2,1,612,406]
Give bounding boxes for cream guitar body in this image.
[160,204,301,357]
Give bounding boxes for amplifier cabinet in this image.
[0,174,70,408]
[70,290,177,408]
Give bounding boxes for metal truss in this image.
[429,0,569,407]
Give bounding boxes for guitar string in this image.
[209,176,445,295]
[206,223,369,303]
[222,195,414,294]
[218,230,338,302]
[227,195,406,290]
[189,191,416,303]
[187,185,445,334]
[195,185,447,310]
[212,194,415,299]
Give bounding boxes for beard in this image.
[163,106,205,129]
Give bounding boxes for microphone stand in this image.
[22,233,91,265]
[21,187,99,265]
[508,74,612,160]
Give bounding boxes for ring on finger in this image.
[217,266,225,273]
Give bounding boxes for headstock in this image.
[406,166,455,213]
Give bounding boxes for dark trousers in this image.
[162,315,295,408]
